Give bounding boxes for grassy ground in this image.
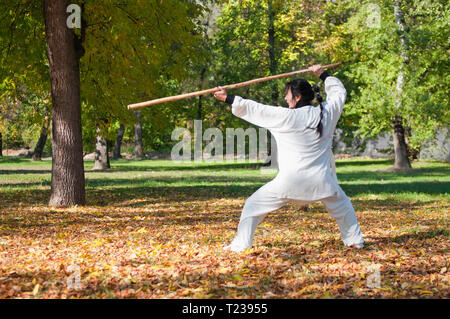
[0,156,448,298]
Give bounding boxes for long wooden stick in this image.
[127,62,342,110]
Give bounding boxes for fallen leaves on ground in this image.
[0,160,448,298]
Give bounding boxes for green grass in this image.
[1,156,448,202]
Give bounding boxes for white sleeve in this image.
[230,96,298,130]
[324,76,347,115]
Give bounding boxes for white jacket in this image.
[230,76,347,200]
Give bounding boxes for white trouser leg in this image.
[321,186,364,247]
[224,182,289,252]
[224,215,266,252]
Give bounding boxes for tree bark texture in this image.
[134,110,144,159]
[44,0,86,206]
[267,0,279,105]
[93,128,110,170]
[32,108,50,161]
[197,68,207,121]
[266,0,279,169]
[392,0,412,170]
[112,124,125,159]
[392,116,412,169]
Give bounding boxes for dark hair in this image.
[285,78,314,102]
[285,78,324,137]
[312,84,324,137]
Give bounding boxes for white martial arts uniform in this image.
[224,76,365,252]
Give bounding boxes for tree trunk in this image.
[392,116,412,170]
[392,1,412,170]
[44,0,85,206]
[134,110,144,159]
[32,109,50,161]
[404,125,419,161]
[0,132,2,157]
[267,0,278,105]
[112,124,125,159]
[197,68,207,120]
[265,0,279,169]
[93,128,110,170]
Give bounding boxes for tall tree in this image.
[1,0,207,198]
[44,0,86,206]
[391,0,412,169]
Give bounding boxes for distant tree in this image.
[32,104,50,161]
[326,0,449,169]
[93,127,110,170]
[112,124,125,159]
[134,110,144,159]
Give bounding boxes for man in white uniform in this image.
[213,65,365,252]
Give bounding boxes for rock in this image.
[120,153,134,159]
[144,152,170,159]
[419,128,450,162]
[333,127,449,162]
[83,152,96,160]
[2,148,33,157]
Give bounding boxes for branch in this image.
[113,3,139,25]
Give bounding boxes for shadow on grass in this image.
[1,158,448,209]
[336,166,449,182]
[0,156,34,163]
[0,169,51,175]
[0,161,262,175]
[0,196,443,233]
[107,162,263,172]
[89,181,448,206]
[335,159,394,167]
[1,179,448,208]
[342,181,449,197]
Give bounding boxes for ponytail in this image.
[312,84,324,137]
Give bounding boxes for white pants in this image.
[225,184,364,252]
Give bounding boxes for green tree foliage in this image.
[0,1,50,150]
[0,0,207,154]
[0,81,50,151]
[1,0,448,163]
[78,0,206,150]
[190,0,331,135]
[0,1,49,93]
[212,0,320,104]
[329,0,449,161]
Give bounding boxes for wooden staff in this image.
[127,62,342,110]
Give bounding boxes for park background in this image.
[0,0,449,299]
